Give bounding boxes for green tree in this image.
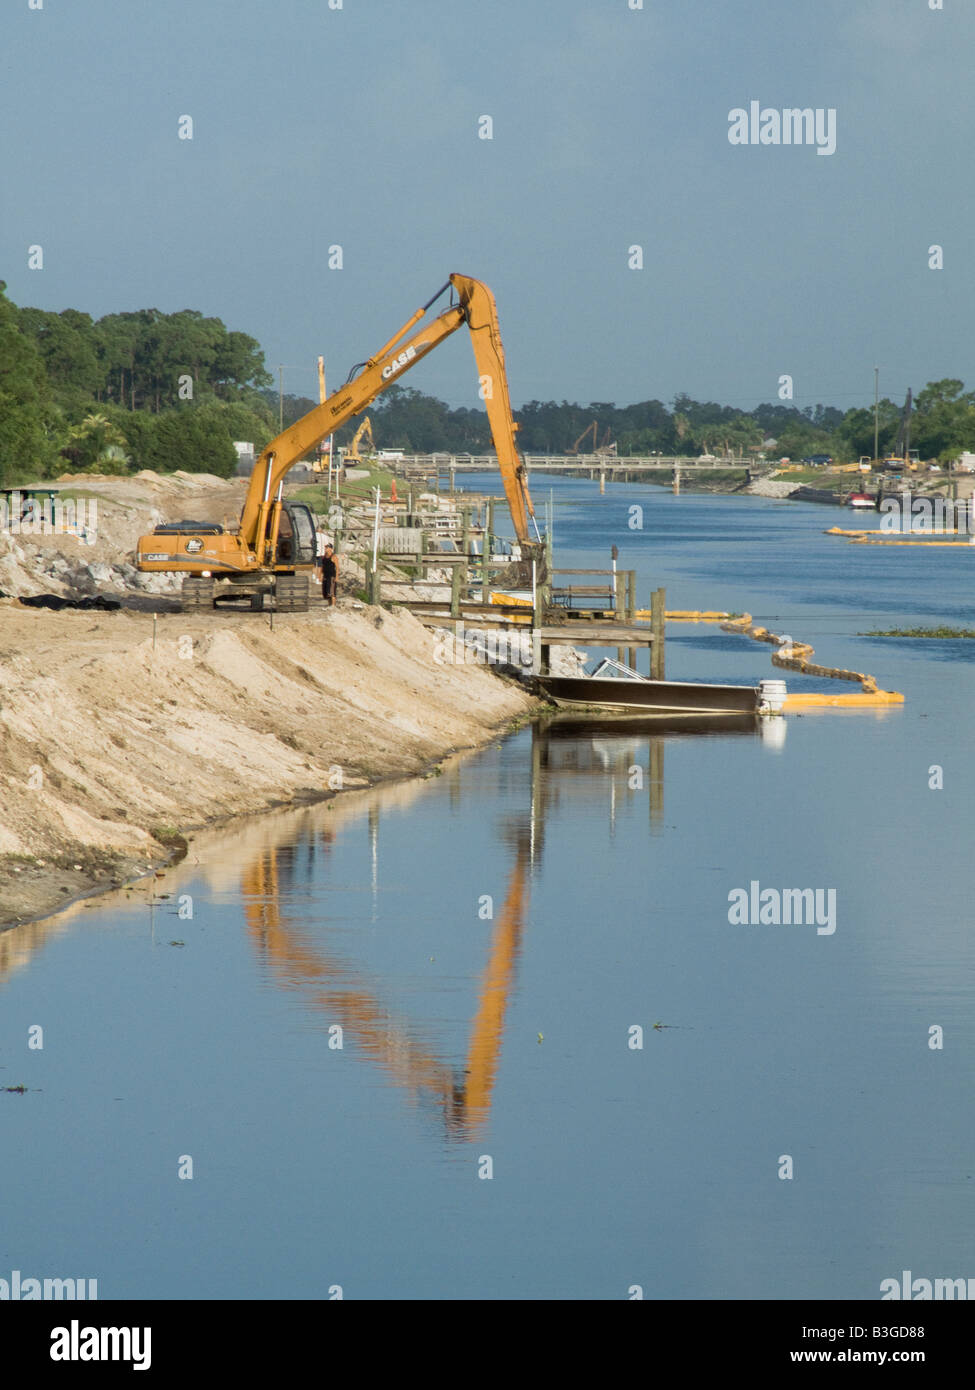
[213,329,273,398]
[18,307,105,399]
[143,405,237,477]
[836,402,899,460]
[60,412,130,472]
[0,281,58,484]
[96,310,154,410]
[911,379,975,460]
[714,414,764,457]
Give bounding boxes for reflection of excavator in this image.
[341,416,376,467]
[232,716,708,1137]
[567,420,615,455]
[136,274,543,612]
[240,815,533,1141]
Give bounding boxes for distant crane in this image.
[567,420,616,455]
[883,389,920,472]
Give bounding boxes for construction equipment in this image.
[136,274,543,611]
[310,355,333,474]
[568,420,615,455]
[342,416,376,466]
[881,391,920,471]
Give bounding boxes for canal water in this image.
[1,478,972,1300]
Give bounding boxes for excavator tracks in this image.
[180,576,215,611]
[274,575,310,613]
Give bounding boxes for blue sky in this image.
[2,0,970,415]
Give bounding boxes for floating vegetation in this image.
[861,627,975,639]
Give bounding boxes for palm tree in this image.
[65,413,130,471]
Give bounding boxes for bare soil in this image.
[0,472,537,926]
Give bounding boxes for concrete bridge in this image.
[398,453,777,492]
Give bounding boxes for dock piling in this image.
[650,587,666,678]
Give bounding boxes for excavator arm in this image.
[240,275,540,559]
[344,415,375,464]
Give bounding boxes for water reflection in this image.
[0,715,764,1142]
[234,714,763,1139]
[535,711,762,831]
[239,812,532,1141]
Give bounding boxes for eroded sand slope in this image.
[0,600,534,924]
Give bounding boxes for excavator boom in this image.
[136,274,542,609]
[240,274,539,556]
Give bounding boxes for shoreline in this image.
[1,721,531,936]
[0,598,538,930]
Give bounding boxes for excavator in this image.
[881,389,921,473]
[341,415,376,467]
[135,274,543,612]
[567,420,615,455]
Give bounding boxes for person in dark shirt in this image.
[321,544,338,605]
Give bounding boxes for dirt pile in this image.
[0,600,535,925]
[0,470,246,600]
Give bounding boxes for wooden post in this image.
[450,560,462,619]
[650,586,665,679]
[541,527,554,615]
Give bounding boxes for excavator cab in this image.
[272,501,317,567]
[173,499,319,611]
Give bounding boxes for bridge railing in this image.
[398,453,772,473]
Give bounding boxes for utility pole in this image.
[873,367,879,463]
[278,365,284,431]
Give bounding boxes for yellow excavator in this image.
[567,420,614,455]
[135,274,543,612]
[342,415,376,466]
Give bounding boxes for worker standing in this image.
[321,543,338,606]
[314,525,327,585]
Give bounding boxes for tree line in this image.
[0,281,275,486]
[304,383,975,466]
[3,280,975,489]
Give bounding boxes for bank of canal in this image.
[2,477,972,1299]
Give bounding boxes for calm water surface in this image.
[1,478,972,1299]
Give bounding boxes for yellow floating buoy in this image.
[783,691,904,708]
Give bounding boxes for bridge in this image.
[396,453,777,492]
[398,452,774,474]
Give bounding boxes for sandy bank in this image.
[0,598,537,926]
